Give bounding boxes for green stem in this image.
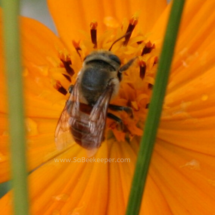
[126,0,185,214]
[2,1,29,215]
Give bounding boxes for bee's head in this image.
[83,50,121,71]
[83,31,137,72]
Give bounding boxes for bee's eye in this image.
[109,54,121,65]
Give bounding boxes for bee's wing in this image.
[55,80,80,150]
[81,84,114,149]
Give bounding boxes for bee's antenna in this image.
[108,32,131,51]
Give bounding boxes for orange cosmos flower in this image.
[1,0,215,214]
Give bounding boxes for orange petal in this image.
[47,0,167,51]
[0,140,137,215]
[141,175,173,214]
[150,140,215,214]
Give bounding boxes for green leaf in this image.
[2,1,29,214]
[126,0,186,214]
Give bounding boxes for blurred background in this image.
[20,0,57,33]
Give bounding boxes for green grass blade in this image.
[2,1,29,214]
[126,0,185,214]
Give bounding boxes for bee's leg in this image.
[108,104,133,118]
[107,112,124,130]
[68,85,74,93]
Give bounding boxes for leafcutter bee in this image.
[55,35,136,152]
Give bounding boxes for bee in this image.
[55,36,136,152]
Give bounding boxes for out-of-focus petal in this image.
[0,14,70,182]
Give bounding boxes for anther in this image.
[137,40,144,45]
[54,81,67,95]
[90,22,98,48]
[139,61,146,79]
[153,56,158,65]
[61,58,75,76]
[141,41,155,56]
[72,40,82,58]
[63,74,72,82]
[148,83,153,89]
[123,16,138,46]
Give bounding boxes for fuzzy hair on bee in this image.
[78,50,123,106]
[55,42,136,152]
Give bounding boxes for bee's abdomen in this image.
[70,118,102,149]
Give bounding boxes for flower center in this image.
[52,16,158,142]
